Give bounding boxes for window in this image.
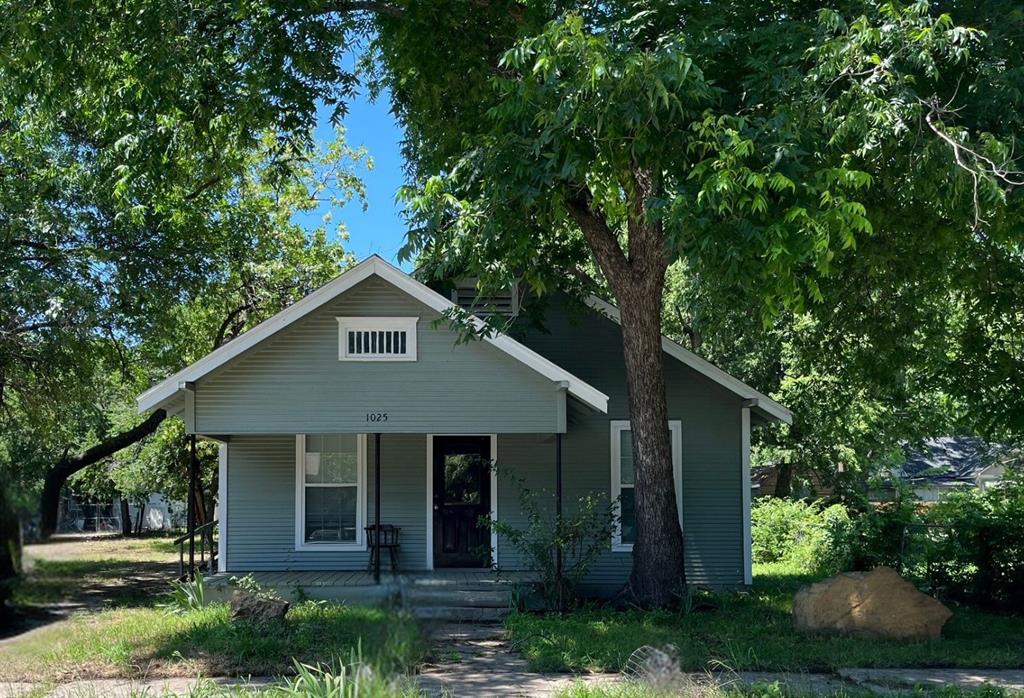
[610,420,682,551]
[296,434,366,550]
[337,317,418,361]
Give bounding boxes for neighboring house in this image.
[58,492,185,533]
[750,465,834,500]
[135,256,791,593]
[888,436,1017,502]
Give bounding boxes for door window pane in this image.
[444,454,485,505]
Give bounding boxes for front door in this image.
[432,435,492,568]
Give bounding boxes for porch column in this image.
[374,432,381,584]
[187,433,198,580]
[555,432,563,586]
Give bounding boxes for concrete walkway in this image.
[416,622,617,697]
[4,667,1024,697]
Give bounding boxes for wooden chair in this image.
[365,524,401,574]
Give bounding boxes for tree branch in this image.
[318,1,404,18]
[565,188,628,288]
[40,409,168,537]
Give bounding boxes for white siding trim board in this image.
[741,406,752,585]
[218,441,228,573]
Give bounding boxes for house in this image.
[889,436,1017,502]
[135,256,791,595]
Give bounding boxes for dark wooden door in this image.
[432,435,492,568]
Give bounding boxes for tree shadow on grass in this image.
[139,602,425,679]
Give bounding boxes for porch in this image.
[204,568,537,620]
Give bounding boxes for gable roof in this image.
[585,296,792,424]
[899,436,1018,485]
[137,256,609,415]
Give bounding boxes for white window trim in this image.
[295,434,368,551]
[336,316,418,361]
[610,420,683,553]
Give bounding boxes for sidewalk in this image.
[4,666,1024,697]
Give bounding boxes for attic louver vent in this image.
[451,279,519,318]
[336,317,418,361]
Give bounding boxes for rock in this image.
[793,566,951,639]
[230,590,289,625]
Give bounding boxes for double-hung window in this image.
[296,434,366,550]
[610,420,682,552]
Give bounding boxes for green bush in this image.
[921,467,1024,611]
[484,472,616,610]
[750,498,850,575]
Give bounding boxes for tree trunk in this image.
[39,409,167,538]
[618,284,687,607]
[134,504,145,535]
[774,460,793,498]
[119,498,131,537]
[567,184,686,607]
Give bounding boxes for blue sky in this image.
[299,91,412,269]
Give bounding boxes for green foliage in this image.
[505,563,1024,673]
[750,498,850,576]
[840,496,920,572]
[915,467,1024,611]
[230,573,282,602]
[278,653,419,698]
[484,473,616,610]
[159,573,206,615]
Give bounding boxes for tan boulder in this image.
[793,566,951,639]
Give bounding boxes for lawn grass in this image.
[0,600,425,682]
[14,535,180,607]
[507,563,1024,673]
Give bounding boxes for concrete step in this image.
[404,587,512,608]
[411,606,510,622]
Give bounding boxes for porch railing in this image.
[175,519,217,580]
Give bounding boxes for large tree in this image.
[384,2,1022,604]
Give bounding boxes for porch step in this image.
[404,587,511,608]
[410,605,510,622]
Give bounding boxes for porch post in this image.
[187,433,198,580]
[555,432,563,589]
[374,432,381,584]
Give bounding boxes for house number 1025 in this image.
[366,412,388,423]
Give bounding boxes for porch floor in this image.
[204,568,535,605]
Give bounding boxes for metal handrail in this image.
[177,519,218,580]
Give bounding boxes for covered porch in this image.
[181,429,578,586]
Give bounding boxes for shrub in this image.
[920,467,1024,611]
[159,573,206,614]
[750,497,850,575]
[841,494,918,571]
[484,472,616,610]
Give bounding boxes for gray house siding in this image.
[226,433,429,571]
[196,276,563,435]
[221,291,746,589]
[508,300,746,589]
